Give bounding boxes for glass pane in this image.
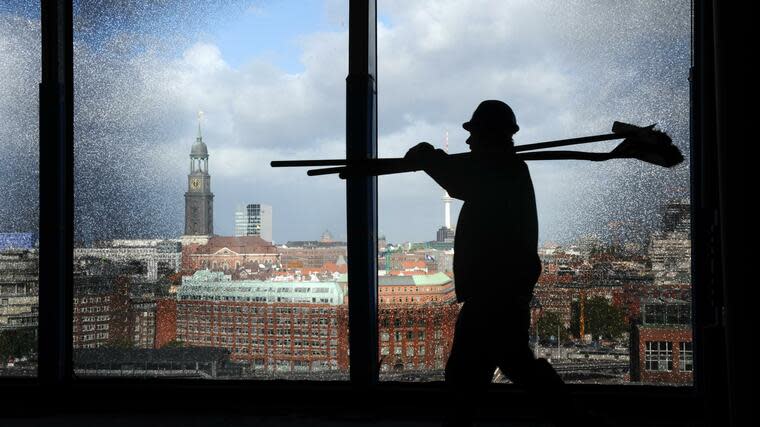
[377,1,691,386]
[0,2,40,377]
[73,0,348,380]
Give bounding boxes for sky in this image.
[1,0,691,246]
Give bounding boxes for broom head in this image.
[610,122,684,168]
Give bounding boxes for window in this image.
[377,0,692,385]
[679,342,693,372]
[0,2,40,377]
[645,342,673,372]
[70,0,348,380]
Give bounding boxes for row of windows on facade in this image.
[75,306,108,314]
[643,304,691,325]
[380,346,447,357]
[180,327,338,337]
[75,296,111,304]
[79,315,110,322]
[185,286,333,294]
[180,336,336,347]
[243,360,338,370]
[180,295,336,303]
[380,296,448,303]
[644,341,693,372]
[381,287,449,293]
[79,324,109,332]
[380,330,436,341]
[74,332,110,341]
[0,284,37,297]
[231,347,337,356]
[177,316,338,326]
[6,317,37,326]
[380,317,440,328]
[178,306,336,315]
[178,337,338,356]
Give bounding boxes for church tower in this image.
[183,114,214,243]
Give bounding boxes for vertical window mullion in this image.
[346,0,378,386]
[39,0,74,386]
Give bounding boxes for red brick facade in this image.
[73,276,131,349]
[631,325,693,385]
[154,299,177,349]
[175,300,348,373]
[182,236,280,272]
[378,303,459,371]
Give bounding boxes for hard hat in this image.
[462,100,519,135]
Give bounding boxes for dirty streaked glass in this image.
[0,2,41,377]
[72,0,348,380]
[377,1,692,386]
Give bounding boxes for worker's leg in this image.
[443,300,496,427]
[495,334,578,425]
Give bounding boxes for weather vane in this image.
[197,110,204,138]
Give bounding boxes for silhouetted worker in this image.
[405,100,576,427]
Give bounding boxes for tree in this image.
[163,339,185,349]
[571,296,627,340]
[536,311,569,343]
[0,328,37,363]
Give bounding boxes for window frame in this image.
[0,0,733,425]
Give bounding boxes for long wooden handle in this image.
[272,131,631,168]
[310,151,616,178]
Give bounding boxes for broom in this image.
[270,122,683,178]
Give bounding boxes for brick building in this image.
[630,298,693,385]
[73,260,171,350]
[533,249,649,333]
[174,270,348,373]
[131,297,157,349]
[155,298,177,348]
[373,273,459,372]
[170,270,459,376]
[279,245,347,270]
[379,250,439,274]
[182,236,280,273]
[621,283,691,324]
[73,275,131,349]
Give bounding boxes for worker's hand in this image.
[404,142,437,163]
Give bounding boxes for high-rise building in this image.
[183,118,214,243]
[0,248,38,332]
[650,200,691,286]
[436,226,455,243]
[234,204,272,242]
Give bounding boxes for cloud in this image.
[374,0,690,243]
[1,1,691,245]
[0,15,40,233]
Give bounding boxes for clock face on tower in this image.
[191,178,201,190]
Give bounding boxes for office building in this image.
[234,203,273,243]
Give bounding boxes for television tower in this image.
[442,131,452,229]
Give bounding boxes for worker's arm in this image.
[404,143,477,200]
